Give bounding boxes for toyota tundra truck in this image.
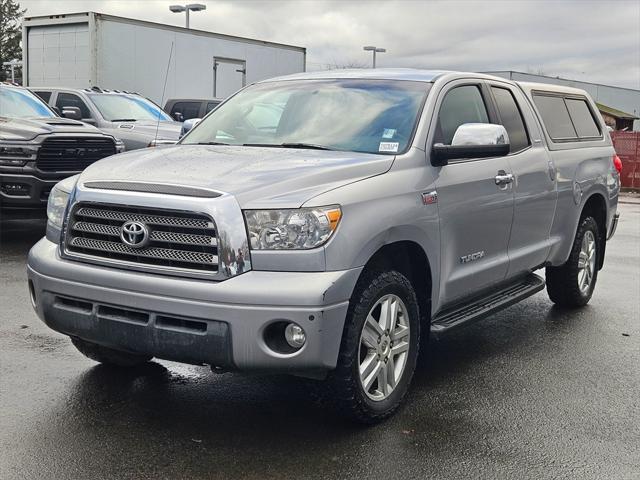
[27,70,621,422]
[1,84,123,215]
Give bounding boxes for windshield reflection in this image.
[182,80,430,155]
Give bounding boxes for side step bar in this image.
[430,273,545,338]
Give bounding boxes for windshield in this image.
[87,94,172,122]
[181,79,430,154]
[0,87,55,119]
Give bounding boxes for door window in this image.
[491,87,530,153]
[170,101,201,120]
[205,101,221,114]
[55,92,91,119]
[436,85,489,145]
[33,91,52,103]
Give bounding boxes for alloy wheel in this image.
[577,230,597,294]
[358,294,411,401]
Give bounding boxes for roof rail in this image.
[90,86,103,93]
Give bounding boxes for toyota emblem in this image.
[120,221,149,248]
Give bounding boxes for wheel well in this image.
[360,241,432,325]
[581,193,607,269]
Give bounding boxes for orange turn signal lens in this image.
[326,208,342,231]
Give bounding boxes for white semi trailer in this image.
[22,12,306,103]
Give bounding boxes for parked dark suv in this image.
[0,83,123,215]
[164,98,222,121]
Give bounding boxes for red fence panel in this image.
[611,131,640,189]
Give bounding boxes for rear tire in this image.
[327,270,420,424]
[546,216,600,308]
[71,337,152,367]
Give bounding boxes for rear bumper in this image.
[28,238,361,375]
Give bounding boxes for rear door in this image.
[432,80,515,305]
[213,58,246,99]
[487,81,557,277]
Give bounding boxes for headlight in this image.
[115,138,126,153]
[0,143,38,166]
[148,139,177,147]
[244,206,342,250]
[47,175,79,228]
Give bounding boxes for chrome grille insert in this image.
[75,207,213,229]
[65,203,218,274]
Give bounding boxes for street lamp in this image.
[363,46,386,68]
[169,4,206,29]
[2,60,22,83]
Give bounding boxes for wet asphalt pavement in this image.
[1,203,638,480]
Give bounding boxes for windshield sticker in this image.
[379,142,399,153]
[382,128,396,139]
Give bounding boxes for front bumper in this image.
[0,173,60,210]
[28,238,361,375]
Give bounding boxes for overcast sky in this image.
[19,0,640,89]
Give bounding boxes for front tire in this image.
[546,216,600,308]
[328,270,420,423]
[71,337,152,367]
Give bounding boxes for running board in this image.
[430,273,545,338]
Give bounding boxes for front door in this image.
[431,82,515,305]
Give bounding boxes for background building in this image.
[22,12,306,103]
[485,70,640,131]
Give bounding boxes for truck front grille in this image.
[37,138,116,172]
[65,203,218,274]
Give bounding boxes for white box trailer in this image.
[22,12,306,103]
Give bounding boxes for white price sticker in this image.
[379,142,399,153]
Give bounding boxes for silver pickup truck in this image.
[27,69,621,422]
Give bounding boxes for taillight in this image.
[613,154,623,175]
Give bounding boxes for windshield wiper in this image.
[195,141,232,146]
[110,118,138,122]
[242,142,334,150]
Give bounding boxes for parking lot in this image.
[0,200,637,480]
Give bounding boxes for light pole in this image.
[2,60,22,83]
[169,3,207,29]
[363,46,386,68]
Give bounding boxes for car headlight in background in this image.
[47,175,79,228]
[148,139,177,148]
[115,138,126,153]
[244,206,342,250]
[0,144,38,166]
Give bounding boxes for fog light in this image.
[1,182,30,196]
[284,323,306,349]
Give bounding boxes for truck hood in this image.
[113,120,182,140]
[78,144,393,208]
[0,116,104,141]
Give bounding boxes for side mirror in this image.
[173,111,184,122]
[61,106,82,120]
[431,123,510,166]
[180,118,201,138]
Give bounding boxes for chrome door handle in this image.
[495,171,514,186]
